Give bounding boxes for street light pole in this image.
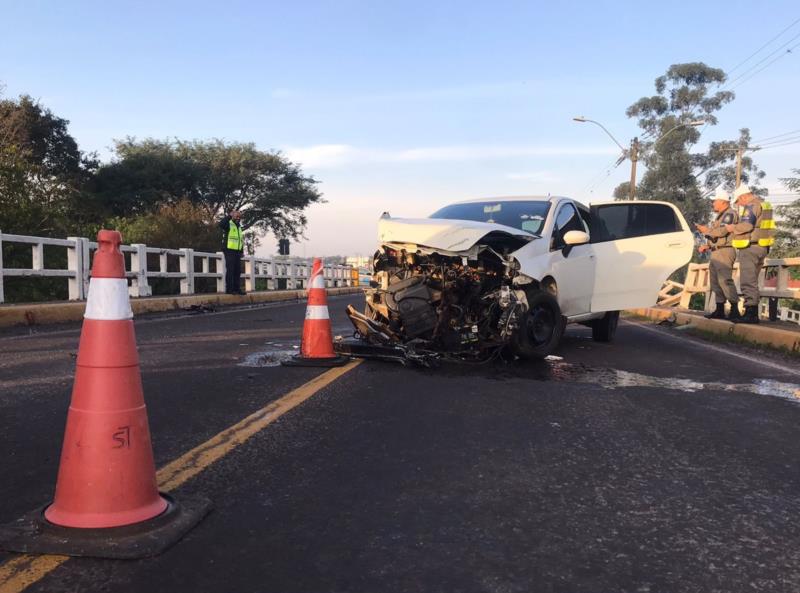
[573,117,705,201]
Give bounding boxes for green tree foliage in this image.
[774,169,800,258]
[91,139,322,241]
[109,199,221,252]
[0,94,98,235]
[701,128,767,196]
[615,63,767,225]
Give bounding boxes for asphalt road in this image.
[1,296,799,593]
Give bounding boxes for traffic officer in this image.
[218,209,245,295]
[726,185,776,324]
[695,188,740,320]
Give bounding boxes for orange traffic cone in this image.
[0,230,209,559]
[283,258,348,367]
[46,230,166,528]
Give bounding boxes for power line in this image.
[728,38,800,90]
[725,16,800,77]
[752,128,800,144]
[583,153,626,193]
[754,138,800,150]
[755,134,800,148]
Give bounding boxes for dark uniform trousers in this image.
[738,245,769,307]
[709,247,738,304]
[224,248,242,293]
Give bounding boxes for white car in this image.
[345,195,692,362]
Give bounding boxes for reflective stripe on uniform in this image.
[227,220,242,250]
[305,305,330,320]
[760,219,776,229]
[755,201,775,247]
[84,278,134,320]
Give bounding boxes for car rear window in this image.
[590,203,682,242]
[429,201,551,234]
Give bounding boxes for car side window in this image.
[590,204,681,243]
[550,203,585,250]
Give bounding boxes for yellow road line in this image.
[0,359,361,593]
[0,556,68,593]
[157,360,361,491]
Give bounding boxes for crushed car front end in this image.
[342,205,555,364]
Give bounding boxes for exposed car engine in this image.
[345,243,529,363]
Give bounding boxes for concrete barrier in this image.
[629,306,800,354]
[0,287,364,329]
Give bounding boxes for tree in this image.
[700,128,767,197]
[614,63,765,225]
[774,169,800,258]
[0,94,98,235]
[91,139,322,240]
[109,199,221,252]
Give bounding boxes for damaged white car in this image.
[341,196,692,364]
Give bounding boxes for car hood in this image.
[378,217,535,253]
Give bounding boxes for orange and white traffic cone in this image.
[0,230,209,559]
[283,258,348,367]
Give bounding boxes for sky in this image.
[1,0,799,257]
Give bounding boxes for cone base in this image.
[0,493,211,559]
[45,493,168,529]
[281,354,350,367]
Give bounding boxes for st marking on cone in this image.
[45,229,167,528]
[0,230,210,558]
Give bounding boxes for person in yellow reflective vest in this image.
[218,209,245,295]
[696,187,740,320]
[726,185,776,324]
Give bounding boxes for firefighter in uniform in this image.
[726,185,776,324]
[218,210,245,295]
[695,188,740,320]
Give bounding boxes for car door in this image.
[548,201,595,316]
[588,201,692,313]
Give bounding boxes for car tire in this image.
[514,291,565,360]
[591,311,619,342]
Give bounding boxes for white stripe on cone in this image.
[84,278,134,320]
[311,274,326,289]
[305,305,330,320]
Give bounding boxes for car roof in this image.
[448,195,566,205]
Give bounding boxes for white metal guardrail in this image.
[0,231,355,304]
[657,257,800,325]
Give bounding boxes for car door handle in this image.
[667,242,684,247]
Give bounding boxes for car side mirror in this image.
[563,230,590,246]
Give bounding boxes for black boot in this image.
[727,301,742,321]
[735,305,760,324]
[704,302,726,320]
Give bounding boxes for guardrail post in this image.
[287,262,296,290]
[32,242,44,271]
[245,256,256,293]
[180,248,195,295]
[129,244,152,297]
[81,239,91,297]
[216,252,225,293]
[0,231,4,304]
[264,260,274,290]
[66,236,85,300]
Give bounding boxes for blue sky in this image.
[2,0,799,255]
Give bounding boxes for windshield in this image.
[429,200,550,235]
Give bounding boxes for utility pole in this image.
[629,137,639,200]
[735,146,743,188]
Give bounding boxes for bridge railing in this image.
[657,257,800,324]
[0,231,355,304]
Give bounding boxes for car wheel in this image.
[514,291,565,359]
[591,311,619,342]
